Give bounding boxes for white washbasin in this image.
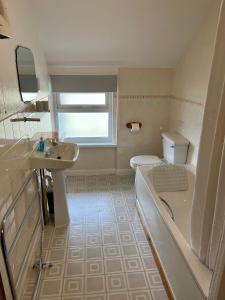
[0,139,79,171]
[30,142,79,170]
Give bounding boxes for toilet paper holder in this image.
[126,122,142,129]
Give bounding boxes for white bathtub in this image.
[135,165,212,300]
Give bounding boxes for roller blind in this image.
[51,75,117,93]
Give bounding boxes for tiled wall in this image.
[116,69,173,171]
[169,98,204,166]
[0,109,52,219]
[0,111,52,143]
[170,0,220,166]
[116,96,170,170]
[0,0,52,295]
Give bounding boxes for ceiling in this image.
[31,0,212,71]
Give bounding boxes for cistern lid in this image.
[161,132,189,145]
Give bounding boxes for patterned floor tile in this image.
[65,261,85,277]
[51,236,67,249]
[107,292,130,300]
[39,279,63,298]
[103,232,119,245]
[69,235,85,247]
[126,272,149,290]
[151,289,168,300]
[117,222,133,233]
[48,248,66,262]
[131,222,144,232]
[70,225,84,236]
[62,296,83,300]
[102,222,117,234]
[85,294,107,300]
[134,231,148,243]
[44,262,65,279]
[39,297,60,300]
[141,256,157,271]
[129,290,153,300]
[138,243,152,256]
[106,273,127,293]
[123,257,143,273]
[86,223,101,235]
[42,237,51,250]
[86,260,105,275]
[121,244,139,257]
[103,245,122,258]
[146,270,164,289]
[63,277,84,296]
[38,175,168,300]
[86,246,103,260]
[85,275,106,294]
[119,232,136,244]
[86,234,102,246]
[104,258,124,274]
[116,211,129,222]
[67,246,85,260]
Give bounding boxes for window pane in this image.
[59,93,106,105]
[58,112,109,138]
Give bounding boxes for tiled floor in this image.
[38,175,168,300]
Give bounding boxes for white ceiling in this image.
[31,0,212,71]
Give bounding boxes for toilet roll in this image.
[131,123,140,132]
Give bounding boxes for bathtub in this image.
[135,165,212,300]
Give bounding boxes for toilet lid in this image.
[130,155,162,167]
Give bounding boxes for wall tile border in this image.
[171,96,204,107]
[119,95,204,107]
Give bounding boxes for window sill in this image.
[77,143,117,148]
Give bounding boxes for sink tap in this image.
[49,138,58,146]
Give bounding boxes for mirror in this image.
[16,46,38,102]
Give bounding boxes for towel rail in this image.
[0,171,44,300]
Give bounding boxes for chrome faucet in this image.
[49,138,58,146]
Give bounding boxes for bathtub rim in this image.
[136,165,212,298]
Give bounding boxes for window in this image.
[55,92,114,144]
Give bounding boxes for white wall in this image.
[170,0,221,165]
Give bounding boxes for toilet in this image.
[130,132,189,170]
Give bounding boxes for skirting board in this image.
[64,168,134,176]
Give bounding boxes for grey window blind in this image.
[51,75,117,92]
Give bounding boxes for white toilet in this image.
[130,132,189,170]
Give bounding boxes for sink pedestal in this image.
[51,171,69,227]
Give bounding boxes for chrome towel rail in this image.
[10,117,40,122]
[0,171,51,300]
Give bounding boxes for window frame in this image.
[55,92,114,144]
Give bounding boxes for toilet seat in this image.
[130,155,162,169]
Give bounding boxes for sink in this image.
[0,138,79,227]
[30,141,79,227]
[30,142,79,170]
[0,140,79,171]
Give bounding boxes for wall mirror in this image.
[16,46,38,102]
